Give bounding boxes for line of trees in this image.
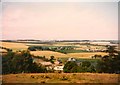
[28,46,74,54]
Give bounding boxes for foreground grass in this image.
[2,73,119,83]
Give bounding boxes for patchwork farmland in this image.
[1,41,108,59]
[1,40,119,84]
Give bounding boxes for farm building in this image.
[40,62,53,66]
[67,57,76,62]
[54,65,64,71]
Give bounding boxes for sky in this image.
[2,2,118,40]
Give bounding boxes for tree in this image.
[50,56,55,64]
[28,46,36,51]
[63,61,79,73]
[79,61,92,72]
[88,65,96,73]
[106,45,116,56]
[82,61,91,68]
[2,51,15,74]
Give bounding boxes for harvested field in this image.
[67,52,108,58]
[75,45,106,50]
[2,73,119,83]
[0,42,28,51]
[30,51,108,59]
[30,51,69,59]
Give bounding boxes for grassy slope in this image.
[2,73,119,83]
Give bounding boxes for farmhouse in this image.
[54,65,64,71]
[67,57,76,62]
[40,62,52,66]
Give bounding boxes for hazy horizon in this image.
[2,2,118,40]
